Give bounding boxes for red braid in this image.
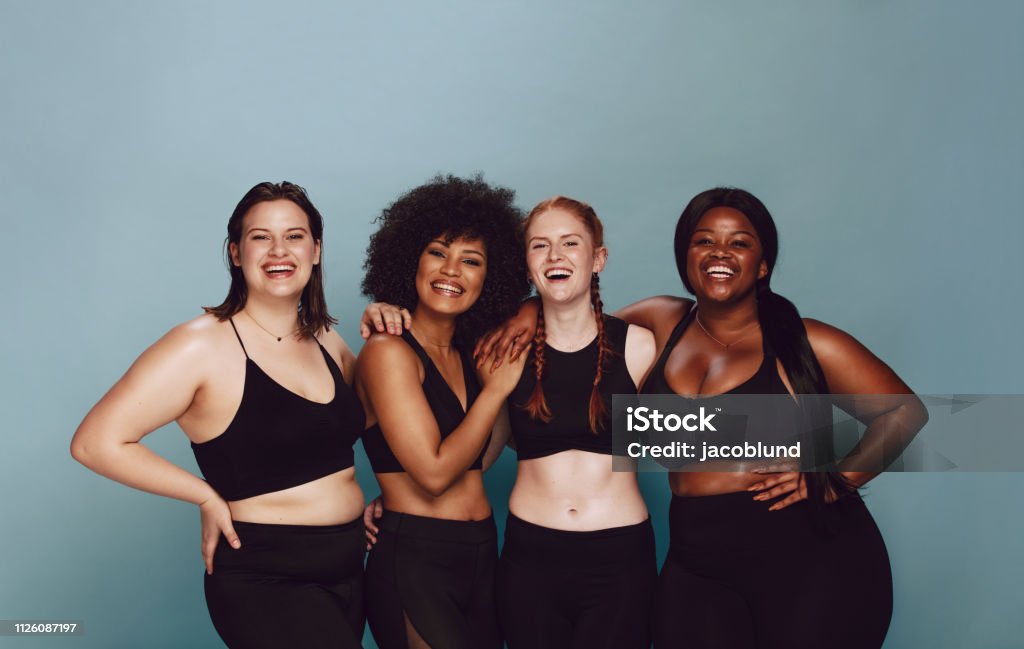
[588,273,610,433]
[523,305,552,423]
[520,194,609,431]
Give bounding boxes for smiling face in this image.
[413,235,488,317]
[228,199,320,301]
[525,207,607,307]
[686,206,767,304]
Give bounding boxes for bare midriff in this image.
[376,470,492,521]
[228,467,365,525]
[510,450,648,530]
[669,459,799,497]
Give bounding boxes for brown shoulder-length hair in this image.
[204,181,336,339]
[521,196,612,433]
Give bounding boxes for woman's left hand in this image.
[748,470,807,511]
[749,469,851,511]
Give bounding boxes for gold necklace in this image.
[694,311,759,349]
[244,310,299,342]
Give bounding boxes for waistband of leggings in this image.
[506,512,652,540]
[503,513,654,567]
[378,510,496,543]
[229,517,363,537]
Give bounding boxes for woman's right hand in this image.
[360,302,412,339]
[473,298,539,369]
[363,497,383,550]
[200,495,240,575]
[478,344,531,396]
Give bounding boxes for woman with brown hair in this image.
[71,182,368,648]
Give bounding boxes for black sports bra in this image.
[191,319,365,501]
[641,306,790,397]
[362,330,485,473]
[508,315,636,459]
[640,306,805,466]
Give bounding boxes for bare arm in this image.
[70,318,240,573]
[356,335,527,496]
[70,321,219,506]
[753,319,929,509]
[613,296,692,342]
[806,319,929,485]
[481,404,512,472]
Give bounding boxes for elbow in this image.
[70,436,92,467]
[915,400,930,429]
[411,470,454,498]
[420,476,452,498]
[905,394,930,431]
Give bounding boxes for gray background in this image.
[2,1,1022,647]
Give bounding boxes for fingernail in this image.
[231,540,240,548]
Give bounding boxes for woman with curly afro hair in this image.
[355,174,530,649]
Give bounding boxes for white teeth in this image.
[706,265,734,276]
[432,281,464,294]
[265,265,296,273]
[545,268,572,279]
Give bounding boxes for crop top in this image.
[191,319,365,501]
[362,330,486,473]
[640,306,805,468]
[641,306,792,398]
[508,315,637,460]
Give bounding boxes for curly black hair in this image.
[362,174,529,347]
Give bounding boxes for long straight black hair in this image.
[674,187,855,511]
[204,181,336,339]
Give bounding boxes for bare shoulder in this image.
[356,333,419,375]
[154,313,229,361]
[116,313,235,393]
[802,318,866,361]
[803,318,911,394]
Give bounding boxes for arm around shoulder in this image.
[614,296,692,335]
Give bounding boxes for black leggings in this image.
[653,492,892,649]
[204,518,365,649]
[497,514,658,649]
[364,511,500,649]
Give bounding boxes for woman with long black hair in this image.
[71,182,368,648]
[475,187,928,649]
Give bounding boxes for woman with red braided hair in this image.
[493,196,658,648]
